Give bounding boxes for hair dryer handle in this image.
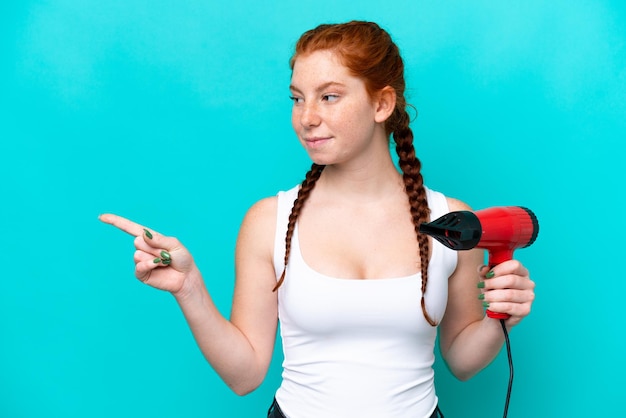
[487,258,513,319]
[486,261,511,320]
[486,310,510,320]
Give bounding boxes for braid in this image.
[393,110,436,326]
[273,163,325,291]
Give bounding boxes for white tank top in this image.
[272,186,457,418]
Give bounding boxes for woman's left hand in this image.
[478,260,535,326]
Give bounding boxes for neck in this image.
[317,148,404,202]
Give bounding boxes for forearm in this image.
[442,316,507,381]
[173,269,268,394]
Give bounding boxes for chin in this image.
[307,155,336,166]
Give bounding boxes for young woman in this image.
[100,21,535,418]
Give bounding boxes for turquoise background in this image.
[2,1,624,416]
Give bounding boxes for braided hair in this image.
[275,21,436,326]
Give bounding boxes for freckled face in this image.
[289,50,386,166]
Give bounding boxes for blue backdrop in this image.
[2,1,624,416]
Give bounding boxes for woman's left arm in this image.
[438,199,536,381]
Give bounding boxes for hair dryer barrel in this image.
[474,206,539,265]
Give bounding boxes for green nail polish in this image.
[478,293,485,300]
[482,301,490,308]
[144,229,153,239]
[160,251,171,260]
[485,271,495,279]
[477,281,485,289]
[162,259,171,265]
[153,257,161,264]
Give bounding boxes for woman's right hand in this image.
[99,213,196,296]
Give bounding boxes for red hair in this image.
[277,21,435,326]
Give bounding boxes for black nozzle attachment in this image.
[418,211,482,250]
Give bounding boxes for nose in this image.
[299,102,321,128]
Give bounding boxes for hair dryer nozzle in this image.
[418,211,482,250]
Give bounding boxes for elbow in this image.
[446,361,484,382]
[216,353,270,396]
[232,386,255,396]
[231,387,255,396]
[451,369,477,382]
[228,376,264,396]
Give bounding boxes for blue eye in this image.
[323,94,339,102]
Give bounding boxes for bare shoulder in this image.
[445,196,473,212]
[243,196,278,225]
[237,196,278,257]
[239,196,278,239]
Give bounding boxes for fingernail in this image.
[478,293,485,300]
[482,301,490,308]
[485,270,495,279]
[162,259,171,265]
[477,281,485,289]
[160,251,171,260]
[153,257,161,264]
[144,229,153,239]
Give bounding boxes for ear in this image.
[373,86,396,124]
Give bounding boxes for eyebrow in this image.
[289,81,346,94]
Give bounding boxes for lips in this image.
[304,136,332,148]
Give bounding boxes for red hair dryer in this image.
[419,206,539,319]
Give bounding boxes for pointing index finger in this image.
[99,213,151,238]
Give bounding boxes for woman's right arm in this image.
[99,196,279,395]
